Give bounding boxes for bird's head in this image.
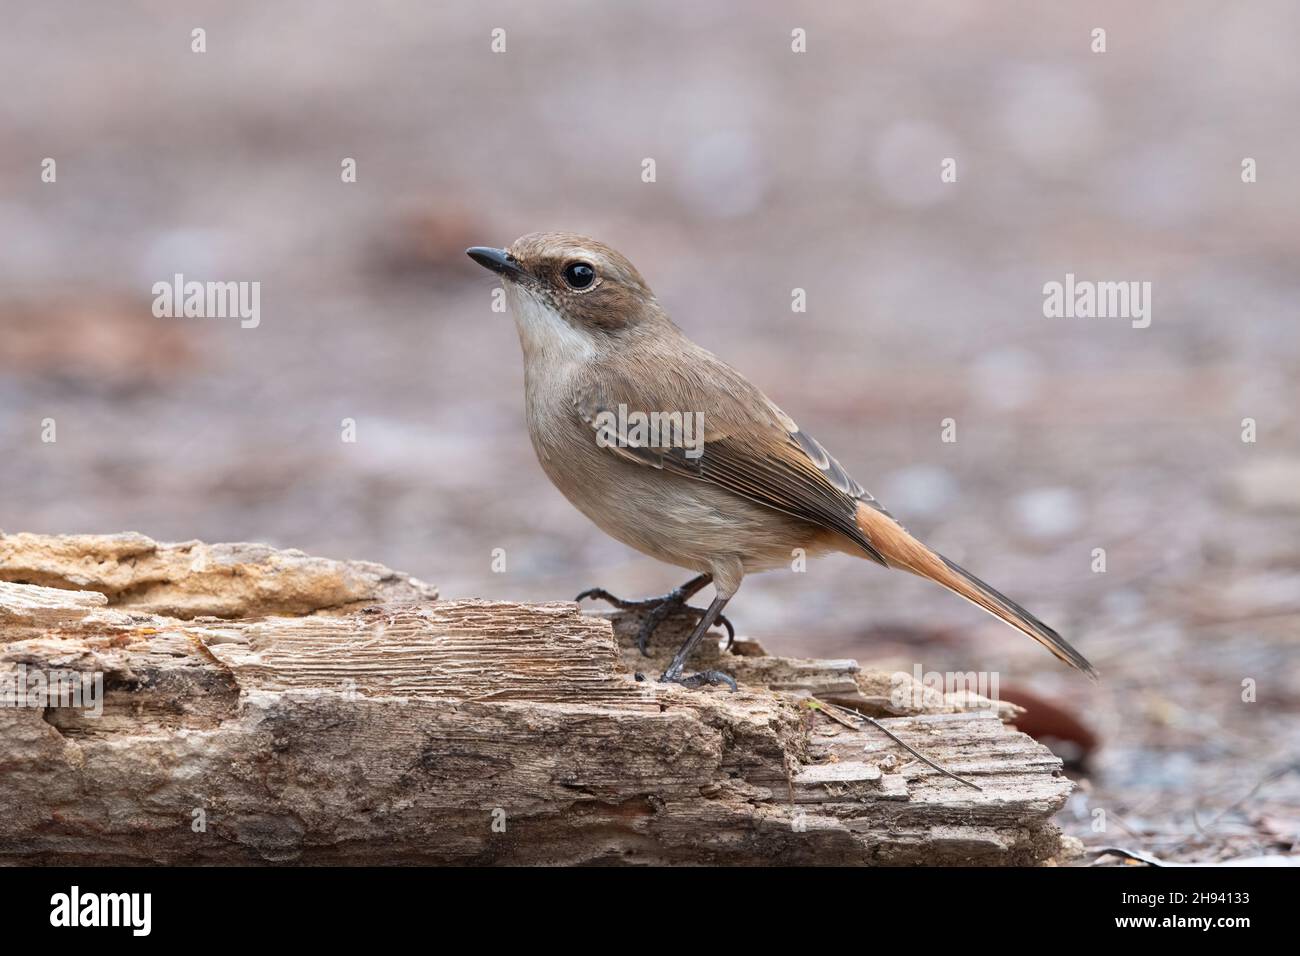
[467,232,663,359]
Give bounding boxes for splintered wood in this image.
[0,532,1073,865]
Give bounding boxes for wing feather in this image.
[574,362,887,565]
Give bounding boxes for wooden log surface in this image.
[0,532,1076,865]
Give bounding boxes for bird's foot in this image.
[575,584,735,657]
[661,669,737,692]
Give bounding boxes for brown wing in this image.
[573,354,890,566]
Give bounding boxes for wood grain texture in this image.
[0,534,1074,865]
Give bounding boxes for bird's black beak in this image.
[466,246,527,282]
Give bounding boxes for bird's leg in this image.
[660,595,736,691]
[575,573,735,656]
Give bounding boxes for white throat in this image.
[505,284,596,365]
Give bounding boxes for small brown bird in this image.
[468,233,1097,689]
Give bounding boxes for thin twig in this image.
[1205,762,1297,828]
[814,700,983,792]
[1185,759,1300,848]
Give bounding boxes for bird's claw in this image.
[574,587,639,608]
[576,586,735,657]
[664,669,737,692]
[716,613,736,651]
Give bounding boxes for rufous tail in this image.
[855,502,1098,679]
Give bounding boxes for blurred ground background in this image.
[2,1,1298,863]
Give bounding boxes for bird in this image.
[467,233,1097,689]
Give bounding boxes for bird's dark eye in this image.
[562,261,596,290]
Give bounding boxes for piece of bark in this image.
[0,534,1073,866]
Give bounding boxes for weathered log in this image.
[0,532,1074,865]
